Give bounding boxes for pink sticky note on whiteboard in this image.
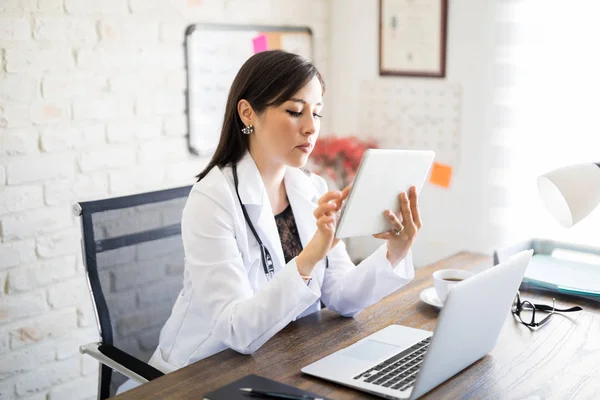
[252,34,268,53]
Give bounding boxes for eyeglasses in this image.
[511,291,583,329]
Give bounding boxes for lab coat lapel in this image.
[235,153,286,273]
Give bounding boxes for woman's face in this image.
[250,76,323,169]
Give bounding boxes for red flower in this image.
[310,135,379,188]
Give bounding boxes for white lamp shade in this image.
[537,163,600,228]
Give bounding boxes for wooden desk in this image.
[114,252,600,399]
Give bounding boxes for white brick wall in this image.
[0,185,44,215]
[6,153,75,184]
[0,290,49,323]
[0,342,57,380]
[0,75,38,102]
[0,16,31,41]
[33,16,98,44]
[42,73,107,101]
[0,0,330,398]
[64,0,128,15]
[0,206,73,240]
[0,165,6,185]
[0,240,37,271]
[15,356,80,397]
[1,0,61,13]
[6,256,77,293]
[6,308,79,350]
[5,46,76,73]
[0,128,39,156]
[48,375,97,400]
[1,103,33,128]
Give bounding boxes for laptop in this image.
[301,250,533,399]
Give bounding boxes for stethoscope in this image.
[232,164,328,281]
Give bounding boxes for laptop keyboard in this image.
[353,336,431,392]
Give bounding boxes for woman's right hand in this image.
[297,186,351,276]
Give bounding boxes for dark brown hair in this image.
[195,50,325,181]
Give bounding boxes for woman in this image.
[149,50,422,373]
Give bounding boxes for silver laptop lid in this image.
[410,250,533,399]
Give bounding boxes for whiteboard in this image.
[185,24,313,156]
[358,80,462,167]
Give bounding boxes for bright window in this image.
[492,1,600,247]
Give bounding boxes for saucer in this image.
[420,287,444,309]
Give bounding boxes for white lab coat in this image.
[147,151,415,373]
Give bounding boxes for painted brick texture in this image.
[0,1,330,398]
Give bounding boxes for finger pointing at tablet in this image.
[338,185,352,209]
[298,186,352,276]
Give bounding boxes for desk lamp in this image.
[537,162,600,227]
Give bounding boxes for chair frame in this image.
[74,185,192,399]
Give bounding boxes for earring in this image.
[241,125,254,135]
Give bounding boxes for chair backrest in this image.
[76,185,192,398]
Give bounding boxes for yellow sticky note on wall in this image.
[429,162,453,188]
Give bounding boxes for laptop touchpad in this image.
[342,340,401,362]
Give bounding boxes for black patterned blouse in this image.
[275,204,303,264]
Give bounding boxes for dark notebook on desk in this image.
[202,374,329,400]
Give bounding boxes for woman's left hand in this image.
[372,186,422,265]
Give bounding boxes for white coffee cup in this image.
[432,269,474,303]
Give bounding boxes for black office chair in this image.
[74,185,192,399]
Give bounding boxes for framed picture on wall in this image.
[379,0,448,78]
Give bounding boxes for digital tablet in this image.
[335,149,435,239]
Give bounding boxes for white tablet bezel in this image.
[335,149,435,239]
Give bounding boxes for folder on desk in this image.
[523,254,600,301]
[203,374,330,400]
[495,239,600,302]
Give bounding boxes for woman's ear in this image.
[237,99,254,126]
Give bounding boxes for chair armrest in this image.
[80,342,165,384]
